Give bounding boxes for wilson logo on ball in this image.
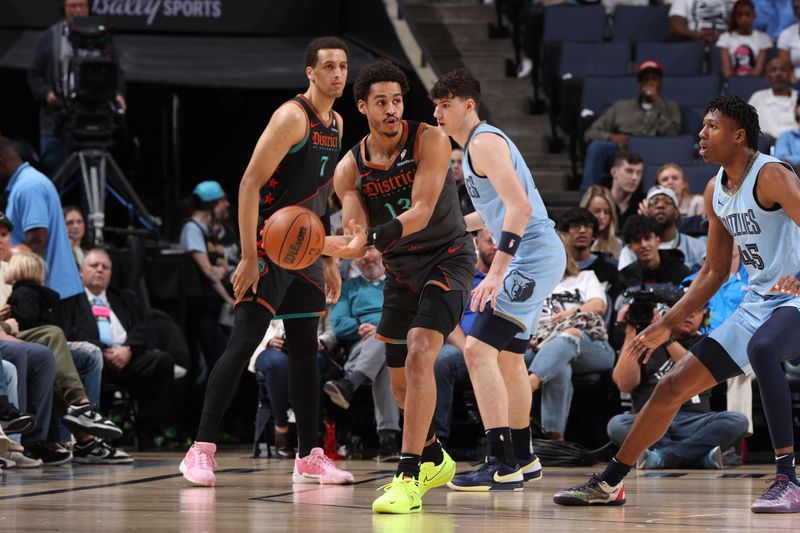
[283,226,307,264]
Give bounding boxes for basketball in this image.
[261,206,325,270]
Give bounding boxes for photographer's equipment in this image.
[623,285,687,332]
[52,16,160,246]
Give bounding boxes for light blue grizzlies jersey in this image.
[712,152,800,295]
[463,122,555,244]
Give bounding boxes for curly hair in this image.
[430,68,481,106]
[352,60,409,105]
[705,95,760,150]
[622,215,661,245]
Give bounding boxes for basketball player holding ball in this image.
[325,60,475,514]
[180,36,354,487]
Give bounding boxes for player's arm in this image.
[758,163,800,295]
[397,125,451,234]
[464,211,484,232]
[232,103,306,299]
[467,132,532,312]
[624,178,732,362]
[324,154,370,259]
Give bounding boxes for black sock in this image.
[486,427,516,467]
[511,427,534,463]
[345,370,368,389]
[422,439,444,465]
[776,452,798,483]
[601,457,633,487]
[397,453,421,479]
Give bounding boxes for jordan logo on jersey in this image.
[504,270,535,302]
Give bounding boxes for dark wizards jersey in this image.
[350,120,474,292]
[258,95,339,229]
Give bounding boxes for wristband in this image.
[366,218,403,252]
[497,231,522,256]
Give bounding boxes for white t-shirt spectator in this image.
[777,23,800,78]
[669,0,736,32]
[717,30,773,76]
[747,87,799,139]
[542,270,607,321]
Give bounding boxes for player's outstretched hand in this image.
[471,271,502,313]
[232,256,260,301]
[622,321,671,364]
[322,220,367,259]
[771,275,800,296]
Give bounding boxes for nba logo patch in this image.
[504,270,535,302]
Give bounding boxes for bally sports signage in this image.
[90,0,224,26]
[0,0,338,34]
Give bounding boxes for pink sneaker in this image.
[180,442,217,487]
[293,447,354,485]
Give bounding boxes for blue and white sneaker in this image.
[518,454,542,482]
[447,457,523,492]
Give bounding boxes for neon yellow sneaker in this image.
[419,447,456,495]
[372,474,422,514]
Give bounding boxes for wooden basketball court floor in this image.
[0,450,797,532]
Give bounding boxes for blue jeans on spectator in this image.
[1,359,18,404]
[433,343,468,439]
[529,331,615,434]
[40,133,70,177]
[580,140,620,196]
[0,341,56,444]
[607,409,749,467]
[53,343,104,442]
[255,348,328,428]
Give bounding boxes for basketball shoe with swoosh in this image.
[553,473,626,506]
[447,456,523,491]
[373,474,423,514]
[419,447,456,495]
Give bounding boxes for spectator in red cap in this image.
[580,61,681,195]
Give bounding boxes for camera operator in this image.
[612,215,690,348]
[28,0,126,176]
[608,306,748,469]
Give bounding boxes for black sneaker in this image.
[24,441,73,466]
[61,403,122,441]
[377,431,401,462]
[73,439,134,464]
[323,378,354,410]
[0,401,36,435]
[274,431,295,459]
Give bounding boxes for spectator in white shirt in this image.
[669,0,737,43]
[747,57,799,139]
[777,0,800,78]
[718,0,773,78]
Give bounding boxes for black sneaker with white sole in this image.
[323,378,354,410]
[0,399,36,435]
[61,403,122,440]
[73,439,134,464]
[23,441,73,466]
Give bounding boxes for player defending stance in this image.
[325,61,474,513]
[554,96,800,513]
[432,68,564,490]
[179,37,353,487]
